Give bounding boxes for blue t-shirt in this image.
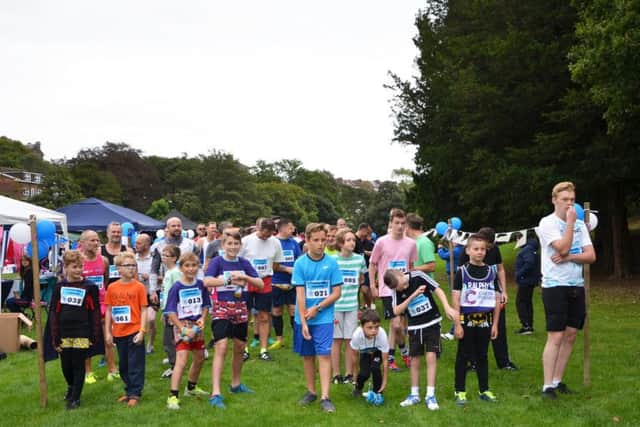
[292,253,343,326]
[272,237,302,284]
[205,256,259,302]
[164,279,212,321]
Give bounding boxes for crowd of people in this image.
[25,181,594,412]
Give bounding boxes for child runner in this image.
[452,235,501,405]
[160,245,182,379]
[293,223,343,413]
[331,228,367,385]
[104,252,148,407]
[204,230,263,409]
[384,269,456,409]
[50,250,101,410]
[350,310,389,403]
[165,252,212,409]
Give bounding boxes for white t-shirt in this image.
[350,326,389,353]
[537,213,592,288]
[239,233,285,278]
[136,252,153,291]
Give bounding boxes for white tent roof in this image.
[0,195,68,237]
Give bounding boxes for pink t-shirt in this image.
[370,235,417,297]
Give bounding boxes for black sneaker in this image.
[66,400,81,410]
[259,351,273,361]
[555,382,574,394]
[501,362,519,371]
[332,375,343,384]
[298,391,317,406]
[320,398,336,413]
[342,374,354,384]
[516,326,534,335]
[242,350,250,362]
[541,388,558,400]
[352,387,363,397]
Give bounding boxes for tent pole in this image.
[29,215,48,408]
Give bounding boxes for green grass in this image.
[2,244,638,426]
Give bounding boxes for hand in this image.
[371,285,378,299]
[501,293,509,305]
[566,205,577,224]
[54,345,62,353]
[305,305,319,320]
[302,324,311,340]
[105,333,113,347]
[195,319,204,329]
[133,331,145,345]
[490,324,498,340]
[445,307,457,321]
[454,324,464,340]
[377,382,386,393]
[150,293,159,304]
[141,273,149,281]
[551,253,571,264]
[185,327,196,339]
[413,285,426,297]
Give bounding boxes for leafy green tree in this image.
[256,182,318,227]
[0,136,48,172]
[146,198,171,220]
[30,165,83,209]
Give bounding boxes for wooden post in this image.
[29,215,48,408]
[583,203,591,388]
[447,219,454,291]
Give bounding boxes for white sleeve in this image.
[538,216,561,248]
[377,327,390,353]
[579,221,593,248]
[350,327,364,350]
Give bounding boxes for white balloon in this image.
[156,229,165,238]
[588,213,598,231]
[187,230,195,239]
[9,223,31,244]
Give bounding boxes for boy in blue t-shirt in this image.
[293,223,343,413]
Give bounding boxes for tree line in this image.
[0,137,405,234]
[388,0,639,278]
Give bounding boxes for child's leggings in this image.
[356,349,382,392]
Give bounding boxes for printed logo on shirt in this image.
[60,287,86,307]
[112,305,131,323]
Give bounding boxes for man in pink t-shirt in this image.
[369,208,417,371]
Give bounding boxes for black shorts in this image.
[381,296,395,320]
[361,274,370,287]
[212,319,248,343]
[272,286,296,307]
[408,324,441,356]
[542,286,586,331]
[247,292,272,312]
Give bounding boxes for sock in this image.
[389,348,396,359]
[254,333,259,341]
[552,380,561,387]
[411,386,419,397]
[272,315,283,337]
[426,386,435,397]
[260,348,267,354]
[399,343,408,356]
[170,389,179,397]
[543,384,555,392]
[187,381,196,391]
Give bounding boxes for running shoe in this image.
[389,360,400,372]
[229,383,255,394]
[208,394,226,409]
[166,395,180,410]
[402,354,411,368]
[242,350,250,362]
[268,339,283,351]
[399,394,420,407]
[554,382,573,394]
[259,351,273,361]
[332,375,343,384]
[161,368,173,378]
[85,372,97,384]
[107,372,120,382]
[478,390,498,402]
[342,374,354,384]
[425,395,439,410]
[184,385,209,397]
[454,391,467,406]
[320,398,336,413]
[249,338,260,348]
[298,391,317,405]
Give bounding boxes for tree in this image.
[256,182,318,227]
[146,198,171,220]
[30,165,83,209]
[0,136,48,172]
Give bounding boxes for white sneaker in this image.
[425,395,439,410]
[370,303,376,310]
[162,358,170,365]
[441,332,454,341]
[204,349,209,360]
[161,368,173,378]
[400,394,420,407]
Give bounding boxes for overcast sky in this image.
[1,1,424,181]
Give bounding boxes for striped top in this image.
[334,253,367,312]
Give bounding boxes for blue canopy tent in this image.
[57,197,164,232]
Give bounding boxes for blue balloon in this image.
[131,232,138,248]
[121,222,134,236]
[435,221,448,236]
[371,232,378,241]
[451,217,462,230]
[26,239,50,260]
[574,203,585,221]
[36,220,56,242]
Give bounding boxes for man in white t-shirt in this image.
[240,218,285,361]
[536,181,596,399]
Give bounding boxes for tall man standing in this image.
[537,182,595,399]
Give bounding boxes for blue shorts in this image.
[293,323,333,356]
[272,285,296,307]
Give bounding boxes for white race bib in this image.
[306,280,330,300]
[252,258,268,275]
[408,294,432,317]
[112,305,131,323]
[86,275,104,290]
[341,269,358,286]
[283,250,295,263]
[220,271,244,292]
[461,288,496,308]
[109,264,121,279]
[388,260,407,273]
[61,287,86,307]
[178,287,203,318]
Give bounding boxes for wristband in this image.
[317,304,323,312]
[139,328,146,333]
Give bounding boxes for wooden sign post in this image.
[583,203,591,388]
[29,215,48,408]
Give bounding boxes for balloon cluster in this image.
[574,203,599,231]
[8,220,59,259]
[365,390,384,406]
[181,325,201,343]
[435,217,462,236]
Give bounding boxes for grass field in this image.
[1,244,639,426]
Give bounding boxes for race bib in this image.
[252,258,268,275]
[221,271,244,292]
[112,306,131,323]
[306,280,330,300]
[218,249,225,257]
[283,250,295,263]
[178,287,203,318]
[109,264,121,279]
[61,287,86,307]
[341,269,358,286]
[388,260,407,273]
[461,288,496,308]
[408,294,432,317]
[86,275,104,290]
